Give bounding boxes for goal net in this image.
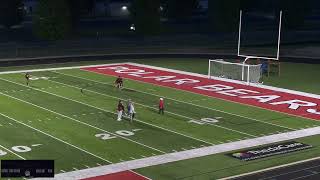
[208,59,262,84]
[207,10,282,85]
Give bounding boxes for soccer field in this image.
[0,62,320,179]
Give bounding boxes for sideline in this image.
[38,127,320,180]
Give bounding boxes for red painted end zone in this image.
[82,170,149,180]
[81,63,320,121]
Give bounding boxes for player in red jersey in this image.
[159,98,164,115]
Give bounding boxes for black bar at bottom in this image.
[1,160,54,178]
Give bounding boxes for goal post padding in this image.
[208,59,262,84]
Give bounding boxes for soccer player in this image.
[127,99,132,115]
[159,98,164,115]
[117,100,124,121]
[128,102,136,122]
[114,76,123,89]
[25,73,31,86]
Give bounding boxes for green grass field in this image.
[0,59,320,179]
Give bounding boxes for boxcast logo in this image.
[227,141,312,161]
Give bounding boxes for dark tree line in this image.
[278,0,311,29]
[209,0,312,32]
[68,0,94,25]
[130,0,161,35]
[130,0,198,34]
[33,0,72,40]
[33,0,94,39]
[0,0,314,39]
[162,0,198,21]
[0,0,24,28]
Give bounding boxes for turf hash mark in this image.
[1,63,319,180]
[0,77,211,153]
[54,71,296,131]
[45,78,256,138]
[0,112,111,163]
[46,70,298,138]
[82,63,320,121]
[0,90,166,154]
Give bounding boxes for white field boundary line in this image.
[47,78,257,138]
[0,78,213,147]
[0,112,111,164]
[0,91,165,154]
[0,61,319,99]
[55,71,296,131]
[0,144,26,160]
[0,62,125,75]
[40,126,320,180]
[219,156,320,180]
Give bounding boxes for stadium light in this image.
[130,24,135,31]
[121,6,128,11]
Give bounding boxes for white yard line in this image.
[38,126,320,180]
[220,156,320,180]
[54,71,296,131]
[0,144,26,160]
[0,89,165,154]
[0,112,111,163]
[0,61,319,99]
[47,79,255,139]
[0,78,212,147]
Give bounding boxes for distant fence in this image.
[0,33,234,59]
[0,53,319,68]
[1,29,320,60]
[0,29,319,66]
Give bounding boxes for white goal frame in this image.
[208,10,283,85]
[238,10,283,62]
[208,59,262,84]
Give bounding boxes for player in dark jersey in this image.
[115,76,123,89]
[25,73,31,86]
[117,100,125,121]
